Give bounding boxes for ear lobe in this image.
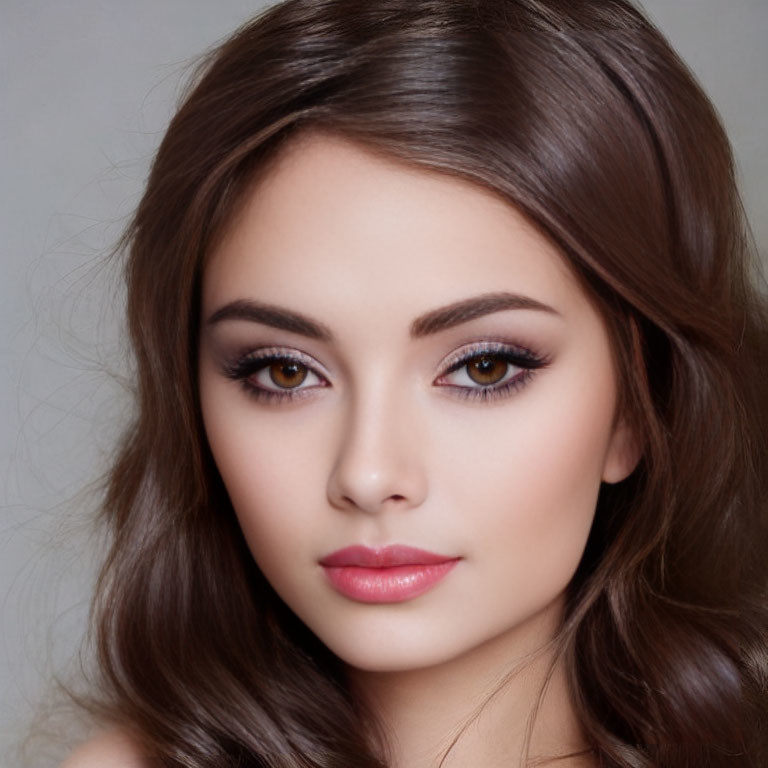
[602,417,643,484]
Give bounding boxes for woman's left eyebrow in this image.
[206,291,560,341]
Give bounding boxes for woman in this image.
[63,0,768,765]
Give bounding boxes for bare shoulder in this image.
[60,728,148,768]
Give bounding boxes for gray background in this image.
[1,1,766,765]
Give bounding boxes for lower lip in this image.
[321,561,459,603]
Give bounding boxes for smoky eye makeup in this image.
[218,338,550,406]
[435,340,549,403]
[220,346,329,404]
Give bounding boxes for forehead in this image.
[203,132,587,328]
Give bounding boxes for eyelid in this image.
[222,346,331,398]
[227,341,538,380]
[223,339,547,404]
[231,346,330,378]
[436,340,542,378]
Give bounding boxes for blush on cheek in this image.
[463,392,611,600]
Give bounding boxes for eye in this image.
[435,342,547,402]
[252,359,320,391]
[223,348,328,402]
[444,354,517,387]
[223,342,547,405]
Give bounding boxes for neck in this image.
[347,598,593,768]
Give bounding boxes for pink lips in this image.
[319,545,460,603]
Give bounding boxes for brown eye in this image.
[466,355,508,385]
[268,361,309,389]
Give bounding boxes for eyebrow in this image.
[206,291,560,341]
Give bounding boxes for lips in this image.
[319,545,460,603]
[320,544,455,568]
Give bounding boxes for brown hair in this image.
[85,0,768,765]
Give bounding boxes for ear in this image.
[601,416,643,484]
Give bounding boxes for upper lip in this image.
[319,545,458,568]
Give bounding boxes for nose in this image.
[326,385,428,515]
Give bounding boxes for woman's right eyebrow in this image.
[206,291,561,341]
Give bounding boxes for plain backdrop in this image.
[1,1,766,765]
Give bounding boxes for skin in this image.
[60,728,146,768]
[194,131,639,766]
[64,132,638,766]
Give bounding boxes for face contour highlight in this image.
[199,132,636,673]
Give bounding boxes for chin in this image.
[326,633,471,673]
[304,607,558,675]
[290,607,463,672]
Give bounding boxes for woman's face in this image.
[199,132,636,672]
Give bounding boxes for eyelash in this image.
[222,342,549,405]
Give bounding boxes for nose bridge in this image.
[326,367,427,514]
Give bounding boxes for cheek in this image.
[199,379,332,565]
[436,362,616,605]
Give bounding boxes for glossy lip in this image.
[319,545,460,604]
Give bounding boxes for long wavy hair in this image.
[84,0,768,765]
